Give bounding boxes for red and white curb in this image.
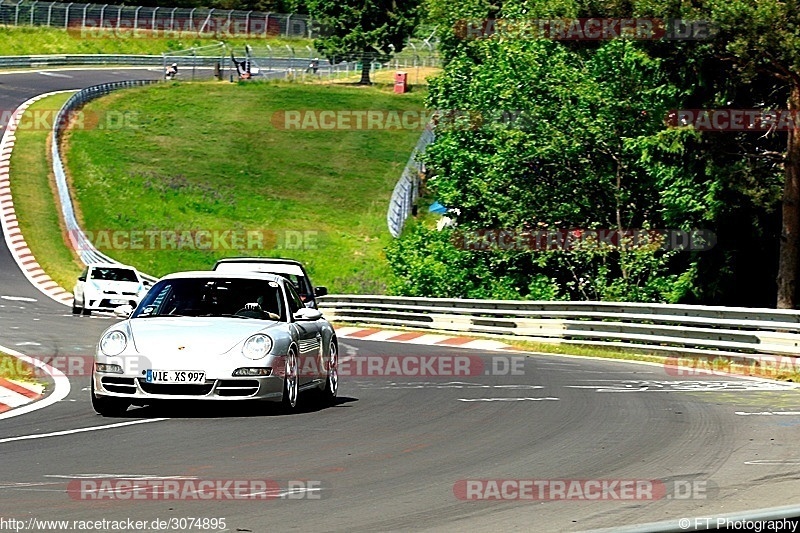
[0,90,78,307]
[335,326,514,351]
[0,377,44,413]
[0,344,70,420]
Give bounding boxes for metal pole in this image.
[99,4,106,28]
[199,8,212,34]
[189,7,195,33]
[30,0,37,25]
[134,6,141,31]
[285,14,291,37]
[170,7,176,31]
[64,2,73,29]
[152,6,158,32]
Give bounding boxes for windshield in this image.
[132,278,285,321]
[90,267,139,282]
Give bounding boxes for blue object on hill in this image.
[429,201,448,214]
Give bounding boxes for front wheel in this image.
[91,380,129,416]
[281,347,299,412]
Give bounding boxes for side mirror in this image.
[78,276,86,282]
[114,305,134,319]
[314,286,328,297]
[293,307,322,321]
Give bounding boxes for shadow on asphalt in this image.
[110,395,358,419]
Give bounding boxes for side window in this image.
[285,281,303,317]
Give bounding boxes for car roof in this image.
[86,263,139,271]
[214,257,304,268]
[159,270,286,283]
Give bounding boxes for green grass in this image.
[0,25,310,56]
[9,92,86,292]
[64,80,428,293]
[0,353,37,383]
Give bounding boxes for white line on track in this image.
[0,295,37,302]
[458,397,560,402]
[735,411,800,416]
[0,418,169,444]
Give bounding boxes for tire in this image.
[281,346,299,412]
[320,339,338,405]
[82,307,91,316]
[72,303,80,315]
[91,380,129,417]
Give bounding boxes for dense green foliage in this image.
[388,0,792,306]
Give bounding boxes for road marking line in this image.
[0,418,170,444]
[458,397,560,402]
[735,411,800,416]
[0,295,36,302]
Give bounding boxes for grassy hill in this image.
[63,80,428,293]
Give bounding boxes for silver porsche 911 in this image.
[90,271,338,416]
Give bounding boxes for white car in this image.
[73,263,148,316]
[90,271,338,416]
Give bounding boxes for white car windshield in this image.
[132,278,285,321]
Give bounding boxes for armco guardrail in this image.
[52,79,159,283]
[387,122,434,237]
[317,295,800,358]
[0,54,321,69]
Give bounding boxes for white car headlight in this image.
[100,330,127,356]
[242,334,273,360]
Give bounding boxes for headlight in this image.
[233,367,272,377]
[242,334,273,360]
[100,330,127,356]
[95,363,123,374]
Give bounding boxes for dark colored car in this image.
[212,257,328,309]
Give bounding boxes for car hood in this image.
[128,317,278,355]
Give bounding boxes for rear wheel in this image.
[91,380,129,417]
[281,347,299,412]
[320,339,338,405]
[81,307,91,316]
[72,303,80,315]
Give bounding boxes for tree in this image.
[392,35,696,302]
[307,0,422,84]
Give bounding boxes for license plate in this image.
[145,370,206,383]
[109,299,128,305]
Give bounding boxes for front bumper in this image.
[84,296,141,311]
[93,373,285,402]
